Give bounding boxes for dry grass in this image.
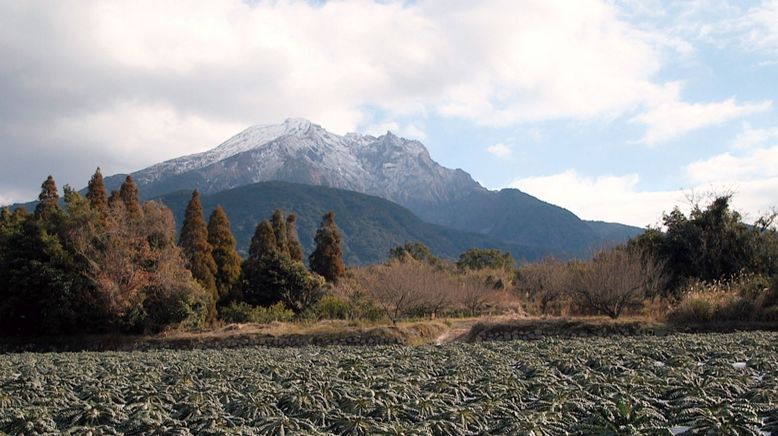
[667,274,778,325]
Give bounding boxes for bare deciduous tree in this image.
[356,260,455,323]
[569,248,666,319]
[456,274,495,316]
[515,259,571,315]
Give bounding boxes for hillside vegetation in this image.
[157,182,547,264]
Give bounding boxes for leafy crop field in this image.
[1,332,777,435]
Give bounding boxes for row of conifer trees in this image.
[0,168,346,336]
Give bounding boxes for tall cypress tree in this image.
[271,209,289,257]
[86,167,109,216]
[179,190,218,318]
[248,219,277,261]
[35,175,59,218]
[286,214,304,262]
[207,206,242,301]
[309,211,346,282]
[108,190,121,209]
[119,175,143,220]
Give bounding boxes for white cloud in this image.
[686,145,778,184]
[46,102,247,173]
[510,150,778,228]
[739,0,778,54]
[631,91,772,145]
[732,123,778,149]
[363,121,427,140]
[0,1,685,130]
[0,0,772,202]
[511,170,685,227]
[486,143,512,158]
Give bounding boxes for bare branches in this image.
[569,248,667,319]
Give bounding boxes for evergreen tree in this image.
[108,190,122,209]
[119,175,143,220]
[271,209,289,257]
[309,211,346,282]
[179,190,217,319]
[457,248,515,272]
[207,206,242,301]
[35,175,59,217]
[86,167,109,216]
[242,252,324,311]
[248,219,277,261]
[286,213,304,262]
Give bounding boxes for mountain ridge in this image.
[16,118,643,257]
[156,181,551,265]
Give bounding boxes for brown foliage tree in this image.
[35,175,59,217]
[119,176,143,220]
[179,191,218,319]
[248,219,277,261]
[309,211,346,283]
[86,167,109,216]
[70,196,206,330]
[286,213,305,262]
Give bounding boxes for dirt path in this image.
[435,318,481,344]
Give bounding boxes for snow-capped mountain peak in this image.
[125,118,484,216]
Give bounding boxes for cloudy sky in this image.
[1,0,777,227]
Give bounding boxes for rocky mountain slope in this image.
[94,118,642,256]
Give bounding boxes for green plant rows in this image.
[1,332,777,435]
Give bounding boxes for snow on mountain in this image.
[97,118,642,257]
[129,118,484,212]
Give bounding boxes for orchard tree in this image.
[569,247,666,319]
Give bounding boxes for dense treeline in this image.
[517,195,778,321]
[3,171,776,336]
[631,195,778,295]
[0,170,347,336]
[0,171,207,335]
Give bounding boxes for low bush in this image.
[306,294,353,320]
[141,285,209,332]
[218,301,294,324]
[667,273,777,324]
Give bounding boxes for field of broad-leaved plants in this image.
[1,332,777,435]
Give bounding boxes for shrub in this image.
[457,248,514,272]
[668,273,777,324]
[308,294,353,320]
[242,252,326,313]
[140,285,209,333]
[219,301,294,324]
